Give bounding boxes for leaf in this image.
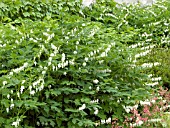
[23,12,30,17]
[65,108,79,113]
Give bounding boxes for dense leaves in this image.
[0,0,169,127]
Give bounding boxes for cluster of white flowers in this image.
[43,32,55,42]
[146,82,159,87]
[140,99,151,106]
[29,37,38,43]
[97,69,112,73]
[12,62,28,73]
[100,44,112,58]
[105,13,118,19]
[30,77,45,95]
[130,120,143,127]
[79,104,86,111]
[140,44,155,50]
[148,118,162,122]
[135,50,152,58]
[82,0,96,7]
[151,77,162,81]
[123,105,138,113]
[141,32,153,37]
[0,43,7,47]
[141,62,160,68]
[12,118,21,128]
[101,117,111,124]
[90,99,99,104]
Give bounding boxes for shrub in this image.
[0,0,169,127]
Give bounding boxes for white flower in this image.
[140,101,151,106]
[20,86,25,94]
[96,86,100,91]
[101,52,106,57]
[48,61,51,66]
[52,65,55,71]
[50,53,55,57]
[6,107,9,113]
[125,108,131,113]
[17,92,20,98]
[30,90,35,95]
[137,120,143,126]
[63,72,67,75]
[51,43,57,50]
[42,71,46,75]
[151,77,162,81]
[163,100,166,103]
[89,86,92,90]
[82,0,96,7]
[151,100,156,104]
[37,121,40,126]
[7,94,10,99]
[146,82,159,87]
[101,120,105,124]
[48,85,51,89]
[10,103,14,109]
[49,57,52,62]
[82,62,86,67]
[82,23,86,26]
[9,72,13,76]
[90,51,93,56]
[73,51,77,54]
[11,90,13,94]
[79,104,86,110]
[76,41,79,45]
[61,53,65,62]
[12,118,21,128]
[94,108,98,115]
[93,79,99,84]
[84,57,88,62]
[3,81,7,85]
[22,80,25,84]
[106,118,111,123]
[23,62,28,67]
[58,63,61,68]
[148,119,161,122]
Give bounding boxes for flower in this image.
[82,0,96,7]
[73,51,77,54]
[84,57,88,62]
[61,53,65,62]
[79,104,86,110]
[106,117,111,123]
[6,108,9,113]
[93,79,99,84]
[94,108,98,115]
[10,103,14,109]
[30,90,35,95]
[20,86,25,94]
[63,72,67,75]
[96,86,100,91]
[7,94,10,99]
[21,80,25,84]
[3,81,7,85]
[82,62,86,67]
[12,118,21,128]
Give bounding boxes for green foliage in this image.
[0,0,169,127]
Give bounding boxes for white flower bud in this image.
[93,79,99,84]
